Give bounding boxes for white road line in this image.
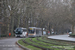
[0,45,18,47]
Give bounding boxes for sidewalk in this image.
[48,34,75,42]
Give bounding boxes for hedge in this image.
[69,34,75,37]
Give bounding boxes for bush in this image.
[69,34,75,37]
[1,34,7,37]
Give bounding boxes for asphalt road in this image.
[0,38,23,50]
[48,34,75,42]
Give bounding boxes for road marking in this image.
[0,45,18,47]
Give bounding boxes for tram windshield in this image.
[28,29,35,34]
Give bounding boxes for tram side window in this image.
[39,30,42,33]
[36,30,41,34]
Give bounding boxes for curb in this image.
[17,41,31,50]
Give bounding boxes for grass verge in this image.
[18,38,41,50]
[18,37,75,50]
[38,37,75,46]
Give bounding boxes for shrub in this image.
[1,34,7,37]
[69,34,75,37]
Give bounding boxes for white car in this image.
[69,32,72,35]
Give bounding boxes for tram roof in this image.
[29,27,37,28]
[29,27,41,29]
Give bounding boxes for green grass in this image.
[18,39,41,50]
[38,37,74,46]
[37,37,75,50]
[39,37,75,46]
[18,37,75,50]
[25,38,60,50]
[32,38,57,46]
[32,38,75,50]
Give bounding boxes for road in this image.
[0,38,23,50]
[48,34,75,42]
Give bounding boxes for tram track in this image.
[22,38,68,50]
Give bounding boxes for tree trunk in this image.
[11,16,14,37]
[23,16,26,27]
[72,24,74,34]
[26,18,29,36]
[7,23,9,37]
[17,16,20,27]
[7,17,11,37]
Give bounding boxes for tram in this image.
[28,27,42,37]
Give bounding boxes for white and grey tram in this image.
[14,27,27,37]
[28,27,42,37]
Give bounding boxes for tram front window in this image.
[28,30,34,34]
